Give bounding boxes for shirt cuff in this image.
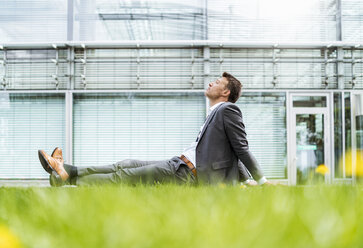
[242,179,252,185]
[257,176,267,185]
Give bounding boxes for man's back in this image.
[196,102,264,184]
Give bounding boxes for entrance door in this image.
[289,94,331,185]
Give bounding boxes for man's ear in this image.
[222,89,230,97]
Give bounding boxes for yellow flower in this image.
[315,164,329,175]
[0,225,21,248]
[239,184,247,189]
[342,149,363,177]
[218,183,226,188]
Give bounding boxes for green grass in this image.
[0,185,363,248]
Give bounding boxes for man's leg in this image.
[76,157,193,186]
[75,159,168,177]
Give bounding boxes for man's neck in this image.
[209,99,227,108]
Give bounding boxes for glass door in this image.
[288,93,331,185]
[295,113,326,184]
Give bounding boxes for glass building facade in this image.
[0,0,363,184]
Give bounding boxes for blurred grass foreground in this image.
[0,185,363,248]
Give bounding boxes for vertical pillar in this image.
[0,49,6,90]
[337,47,345,89]
[67,0,74,41]
[65,92,73,164]
[336,0,342,41]
[203,46,210,114]
[203,0,208,40]
[67,46,75,90]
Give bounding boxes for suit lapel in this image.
[197,102,225,143]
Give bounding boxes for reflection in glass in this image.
[0,0,355,43]
[0,94,65,179]
[236,92,286,179]
[355,94,363,179]
[74,0,205,41]
[0,0,67,42]
[345,93,352,178]
[296,114,325,184]
[72,0,337,42]
[334,93,343,178]
[72,93,205,166]
[293,96,326,107]
[342,93,363,179]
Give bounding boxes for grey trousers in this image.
[73,156,196,186]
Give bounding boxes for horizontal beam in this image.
[0,41,362,50]
[2,89,363,94]
[98,13,204,21]
[0,89,205,94]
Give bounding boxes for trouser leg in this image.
[76,159,179,186]
[75,159,167,177]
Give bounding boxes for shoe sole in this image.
[38,150,54,174]
[38,148,59,175]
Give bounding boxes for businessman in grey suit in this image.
[38,72,269,186]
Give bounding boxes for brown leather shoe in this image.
[51,147,64,164]
[38,150,69,181]
[39,147,64,174]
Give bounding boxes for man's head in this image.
[205,72,242,104]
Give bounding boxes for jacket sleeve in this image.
[238,160,251,182]
[223,104,264,180]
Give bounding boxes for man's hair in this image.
[222,72,242,103]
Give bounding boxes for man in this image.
[38,72,268,186]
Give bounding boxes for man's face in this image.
[205,77,229,100]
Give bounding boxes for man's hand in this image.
[241,179,258,187]
[245,180,258,186]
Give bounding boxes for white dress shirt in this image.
[181,102,224,168]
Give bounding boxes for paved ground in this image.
[0,179,50,187]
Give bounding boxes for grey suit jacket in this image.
[195,102,264,184]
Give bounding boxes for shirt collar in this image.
[208,101,225,114]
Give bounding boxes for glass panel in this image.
[210,48,337,89]
[0,93,65,178]
[236,92,287,179]
[73,93,205,166]
[343,49,363,89]
[334,93,344,178]
[5,49,68,90]
[354,94,363,178]
[296,114,325,184]
[345,93,352,177]
[208,0,337,42]
[74,48,204,90]
[293,96,326,107]
[0,0,67,42]
[342,0,363,42]
[73,0,205,41]
[0,0,341,43]
[356,114,363,179]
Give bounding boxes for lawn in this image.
[0,185,362,248]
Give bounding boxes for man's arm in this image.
[223,104,267,184]
[238,160,251,182]
[238,160,259,186]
